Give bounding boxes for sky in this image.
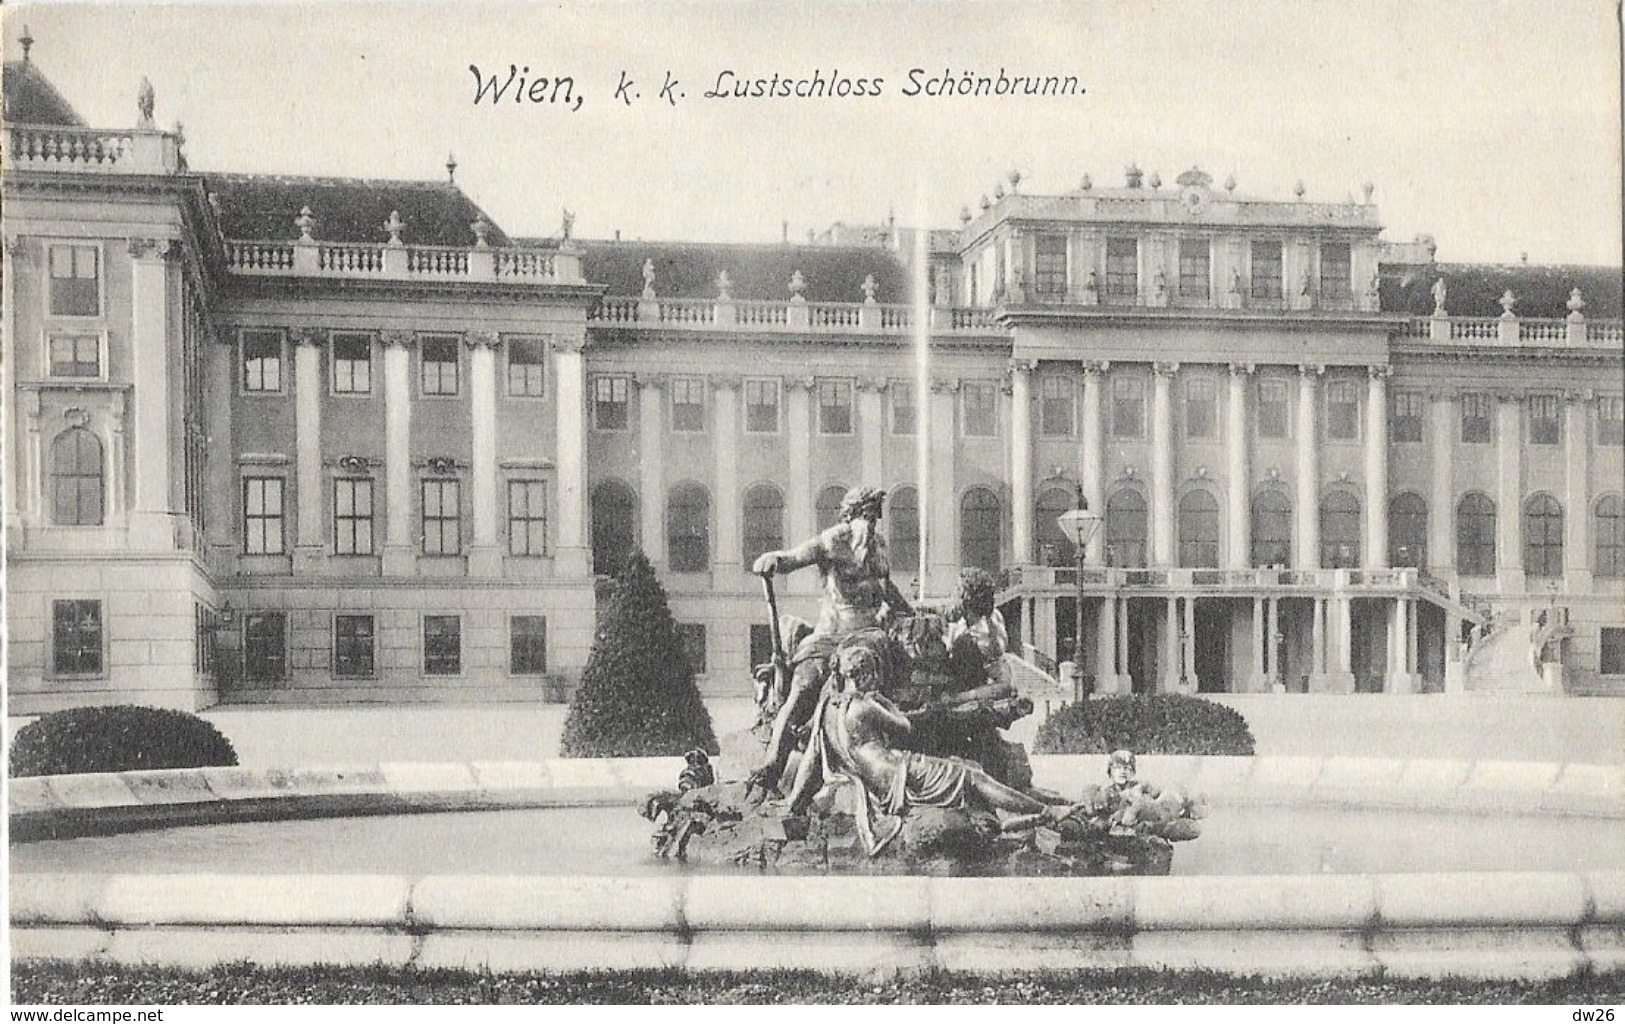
[7,0,1622,265]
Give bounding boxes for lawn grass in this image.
[13,960,1625,1005]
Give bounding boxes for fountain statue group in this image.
[642,486,1206,875]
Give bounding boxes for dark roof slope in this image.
[557,239,910,303]
[3,59,85,126]
[204,174,512,247]
[1382,262,1622,319]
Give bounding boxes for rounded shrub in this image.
[1032,694,1255,756]
[9,704,238,777]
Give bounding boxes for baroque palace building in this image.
[5,50,1624,713]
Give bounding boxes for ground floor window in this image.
[334,614,376,679]
[243,612,287,683]
[1602,627,1625,676]
[51,599,104,676]
[678,623,707,675]
[749,624,775,670]
[511,615,548,675]
[424,614,462,675]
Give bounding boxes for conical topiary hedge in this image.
[560,551,719,758]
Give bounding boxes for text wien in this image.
[469,65,583,112]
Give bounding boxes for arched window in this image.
[1034,486,1078,566]
[1319,490,1361,568]
[1250,489,1291,567]
[1596,494,1625,578]
[589,480,636,576]
[889,485,919,574]
[1177,489,1220,568]
[1388,492,1428,568]
[51,427,104,526]
[667,483,711,572]
[1105,489,1147,568]
[959,487,1001,572]
[815,484,846,532]
[1456,493,1496,576]
[742,484,785,566]
[1523,493,1564,578]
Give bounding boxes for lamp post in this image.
[1057,488,1102,702]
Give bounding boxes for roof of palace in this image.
[203,173,514,248]
[1381,262,1623,319]
[2,58,85,126]
[553,239,913,304]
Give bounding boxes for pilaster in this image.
[1009,358,1036,564]
[1150,361,1177,566]
[713,375,742,575]
[636,373,667,567]
[128,237,177,550]
[1495,393,1525,593]
[552,334,590,575]
[928,378,961,589]
[467,331,502,577]
[381,331,416,576]
[857,377,885,490]
[1564,390,1593,593]
[1364,365,1390,568]
[1080,361,1107,562]
[1225,363,1251,569]
[292,328,326,575]
[1295,364,1323,569]
[1429,390,1457,574]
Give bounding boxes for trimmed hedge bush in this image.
[9,704,238,777]
[1032,694,1255,756]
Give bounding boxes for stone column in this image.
[1495,393,1524,592]
[467,331,501,577]
[552,335,590,574]
[929,379,960,591]
[1387,598,1414,693]
[1150,361,1178,565]
[382,332,415,576]
[1,238,17,539]
[292,328,325,573]
[1295,364,1322,569]
[128,238,176,549]
[636,373,666,568]
[1080,361,1107,561]
[1117,596,1130,680]
[20,390,41,525]
[1565,391,1593,593]
[1095,596,1119,694]
[1010,359,1036,563]
[1160,597,1182,692]
[1309,596,1325,685]
[1250,596,1266,691]
[1429,391,1457,574]
[1225,363,1252,568]
[1182,594,1196,692]
[1330,588,1355,691]
[713,376,741,575]
[1266,596,1281,691]
[858,377,885,490]
[1364,365,1390,568]
[785,378,815,595]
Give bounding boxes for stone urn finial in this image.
[1499,289,1517,317]
[137,76,156,128]
[1362,181,1375,203]
[994,182,1005,200]
[959,206,972,225]
[1148,170,1162,190]
[1293,180,1306,200]
[383,210,405,245]
[978,194,991,211]
[470,215,490,248]
[1567,287,1586,318]
[788,269,807,300]
[1223,174,1237,193]
[294,206,317,242]
[861,273,877,304]
[1008,168,1022,191]
[716,269,732,301]
[446,152,458,183]
[1125,163,1143,188]
[1080,172,1093,190]
[641,258,656,298]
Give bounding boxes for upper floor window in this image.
[52,599,104,677]
[242,476,285,555]
[667,483,711,572]
[1523,494,1564,578]
[1104,238,1138,300]
[1461,392,1493,443]
[50,427,104,526]
[742,483,785,566]
[332,477,374,555]
[331,332,372,395]
[818,379,854,434]
[49,244,100,317]
[1256,377,1290,439]
[506,337,547,397]
[1319,242,1352,299]
[1528,394,1561,445]
[1593,495,1624,578]
[1325,378,1360,441]
[1250,241,1283,300]
[745,378,780,433]
[420,335,461,396]
[677,623,708,675]
[48,333,100,378]
[241,330,283,393]
[1184,377,1217,440]
[1390,391,1426,443]
[962,381,998,437]
[1600,396,1624,447]
[422,478,462,556]
[423,614,462,675]
[671,377,706,432]
[1040,375,1074,437]
[1112,376,1145,439]
[1033,234,1067,298]
[508,479,548,556]
[1178,239,1210,300]
[593,375,631,431]
[890,381,915,435]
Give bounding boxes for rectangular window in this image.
[1320,242,1352,299]
[506,337,547,397]
[1257,378,1290,439]
[1105,238,1138,300]
[745,378,780,433]
[420,335,461,396]
[243,612,287,683]
[49,244,100,317]
[1033,234,1067,298]
[333,614,376,679]
[1112,376,1145,439]
[1040,376,1074,437]
[1600,396,1624,447]
[1602,627,1625,676]
[243,477,285,555]
[671,376,706,432]
[508,479,548,556]
[330,333,372,394]
[963,381,998,437]
[594,375,631,430]
[749,624,775,670]
[422,478,461,555]
[510,615,548,675]
[1461,392,1494,444]
[677,623,708,675]
[194,603,216,677]
[48,334,100,378]
[1250,241,1284,300]
[333,478,375,555]
[1184,378,1217,440]
[1390,392,1426,443]
[1325,379,1360,441]
[890,381,915,435]
[1529,394,1561,445]
[1178,239,1210,299]
[241,330,283,393]
[51,599,103,676]
[818,378,854,435]
[423,614,461,675]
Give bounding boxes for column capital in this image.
[1430,386,1459,402]
[2,235,21,257]
[1008,357,1039,376]
[634,372,668,390]
[1000,378,1015,397]
[1367,364,1392,382]
[931,377,962,395]
[1563,388,1597,404]
[785,376,816,393]
[465,330,501,351]
[855,376,887,394]
[292,328,325,347]
[552,334,586,355]
[711,374,743,392]
[1227,361,1255,378]
[381,330,413,349]
[1298,362,1325,378]
[1082,359,1109,377]
[1151,360,1179,378]
[126,237,179,261]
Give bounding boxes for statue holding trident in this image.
[750,486,914,790]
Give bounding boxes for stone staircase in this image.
[1463,619,1556,694]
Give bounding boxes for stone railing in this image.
[5,124,183,175]
[223,239,582,284]
[1002,565,1470,595]
[587,296,1002,335]
[1407,315,1624,350]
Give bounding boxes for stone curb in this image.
[12,870,1625,981]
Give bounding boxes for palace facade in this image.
[6,52,1623,713]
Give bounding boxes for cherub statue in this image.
[560,208,575,241]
